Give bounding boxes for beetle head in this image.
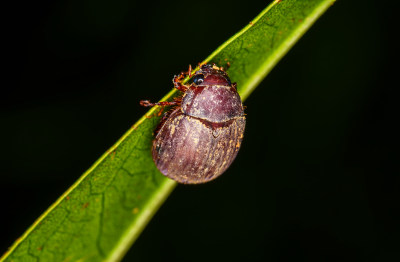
[191,64,232,87]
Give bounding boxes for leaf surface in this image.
[1,0,334,261]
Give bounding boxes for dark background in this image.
[1,0,398,261]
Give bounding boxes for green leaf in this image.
[1,0,334,261]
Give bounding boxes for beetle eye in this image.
[193,74,204,85]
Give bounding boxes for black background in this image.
[1,0,398,261]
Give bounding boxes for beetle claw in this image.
[140,100,152,107]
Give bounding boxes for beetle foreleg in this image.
[173,74,189,92]
[140,100,179,108]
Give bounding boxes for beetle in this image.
[140,63,245,184]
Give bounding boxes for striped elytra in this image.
[141,64,245,184]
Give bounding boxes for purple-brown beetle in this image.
[140,64,245,184]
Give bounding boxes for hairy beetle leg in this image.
[140,100,179,108]
[172,64,194,92]
[140,100,179,119]
[173,73,189,92]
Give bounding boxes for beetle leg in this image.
[140,100,179,108]
[173,73,189,92]
[187,64,192,77]
[157,106,165,116]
